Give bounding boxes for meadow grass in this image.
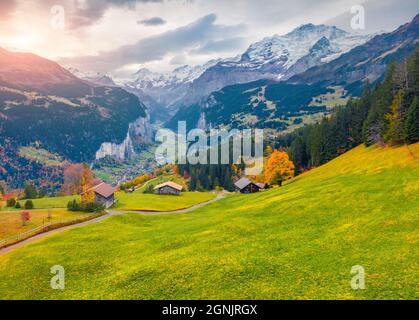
[0,209,88,239]
[31,196,80,209]
[135,174,188,192]
[0,195,80,211]
[113,191,216,211]
[0,143,417,299]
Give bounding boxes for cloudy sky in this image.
[0,0,418,76]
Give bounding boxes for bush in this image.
[15,201,22,209]
[82,202,105,213]
[6,198,16,207]
[68,200,104,213]
[67,199,81,211]
[24,200,34,209]
[143,184,155,194]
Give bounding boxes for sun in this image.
[5,33,41,51]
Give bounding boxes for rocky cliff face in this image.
[95,112,152,160]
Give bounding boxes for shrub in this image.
[6,198,16,207]
[24,200,34,209]
[143,184,155,194]
[15,201,21,209]
[68,200,104,213]
[82,202,105,213]
[67,199,80,212]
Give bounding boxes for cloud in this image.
[138,16,167,26]
[170,55,187,65]
[0,0,17,20]
[325,0,419,33]
[190,37,247,55]
[40,0,162,29]
[61,14,246,72]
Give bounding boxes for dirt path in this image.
[109,193,225,215]
[0,193,225,255]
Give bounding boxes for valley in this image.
[0,143,417,299]
[0,5,418,303]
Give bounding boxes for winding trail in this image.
[109,193,225,215]
[0,193,225,255]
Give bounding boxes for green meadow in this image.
[0,144,417,299]
[0,195,79,211]
[113,191,216,211]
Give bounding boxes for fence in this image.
[0,213,102,249]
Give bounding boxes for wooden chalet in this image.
[87,183,116,208]
[154,181,183,195]
[234,177,263,194]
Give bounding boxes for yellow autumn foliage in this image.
[264,150,295,185]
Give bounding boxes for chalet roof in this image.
[89,183,115,198]
[234,177,252,190]
[256,182,265,189]
[234,177,263,190]
[154,181,183,191]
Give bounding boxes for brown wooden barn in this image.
[154,181,183,195]
[88,183,116,208]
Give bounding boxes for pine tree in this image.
[404,97,419,144]
[24,182,38,199]
[384,90,405,145]
[289,136,307,173]
[363,63,396,145]
[188,176,196,191]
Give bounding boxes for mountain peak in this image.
[134,68,154,76]
[0,47,88,95]
[311,36,331,50]
[287,23,348,39]
[293,23,316,31]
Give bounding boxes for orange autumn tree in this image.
[264,150,295,186]
[62,163,96,202]
[80,164,95,204]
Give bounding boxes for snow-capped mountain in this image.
[68,67,117,87]
[218,24,371,74]
[124,59,222,107]
[291,13,419,85]
[186,24,373,103]
[130,59,222,88]
[123,23,373,116]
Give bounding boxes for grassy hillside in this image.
[0,144,418,299]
